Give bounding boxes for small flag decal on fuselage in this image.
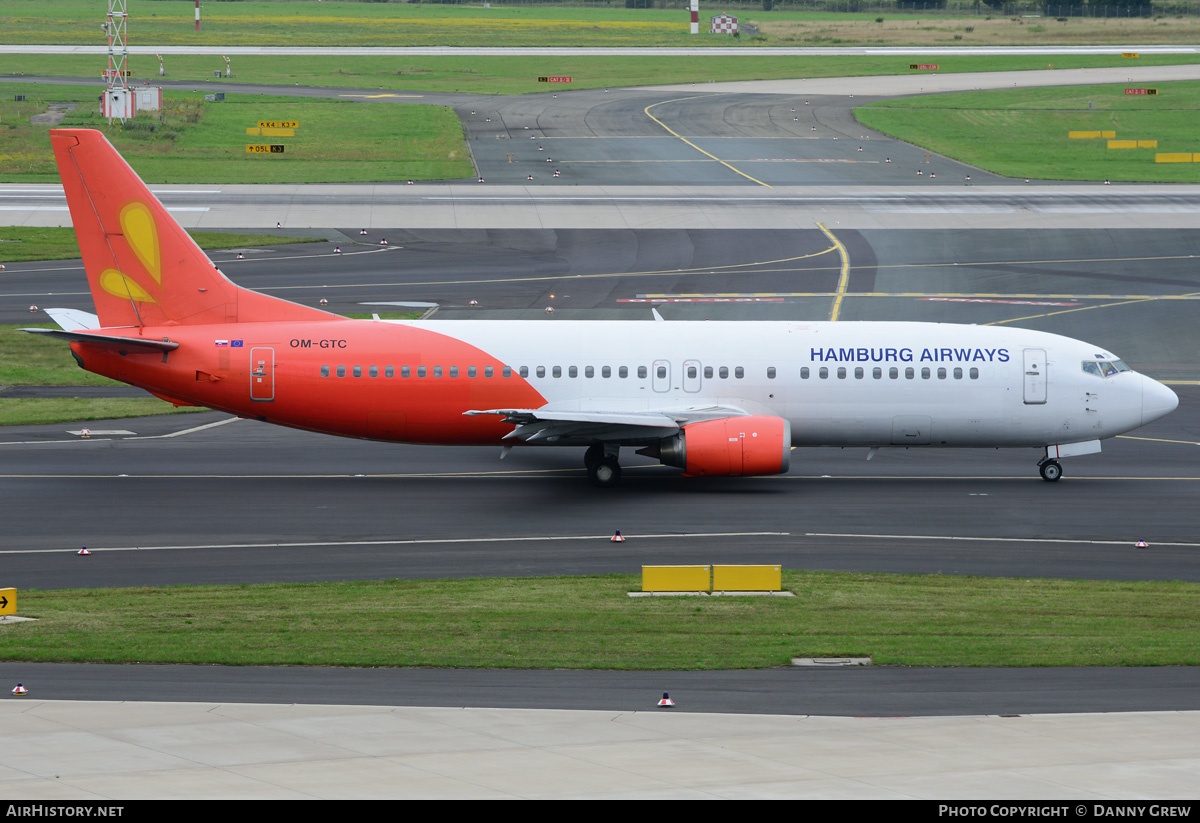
[215,340,244,347]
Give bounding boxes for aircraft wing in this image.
[464,405,748,444]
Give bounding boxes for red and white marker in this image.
[1136,540,1149,549]
[611,530,625,542]
[657,692,674,707]
[12,684,27,696]
[78,547,90,556]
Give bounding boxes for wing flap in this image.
[465,406,750,445]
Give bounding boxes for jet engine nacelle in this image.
[658,415,791,477]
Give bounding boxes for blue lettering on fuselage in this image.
[810,346,1009,363]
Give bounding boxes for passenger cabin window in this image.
[585,366,594,378]
[552,366,562,378]
[468,366,477,378]
[602,366,611,378]
[837,367,847,379]
[638,366,647,379]
[766,367,776,379]
[800,367,810,379]
[519,366,529,378]
[385,366,394,378]
[569,366,578,378]
[503,366,512,378]
[854,367,863,379]
[656,365,667,379]
[321,366,330,377]
[418,366,427,378]
[704,366,713,379]
[536,367,545,378]
[369,366,378,378]
[734,367,744,379]
[337,366,346,377]
[401,366,410,378]
[819,367,829,379]
[619,366,629,378]
[353,366,362,377]
[719,367,729,379]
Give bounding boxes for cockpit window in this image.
[1083,359,1132,378]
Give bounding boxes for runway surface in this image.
[2,66,1199,798]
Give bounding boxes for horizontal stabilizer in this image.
[44,308,100,331]
[20,328,178,353]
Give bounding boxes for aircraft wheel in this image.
[1039,460,1063,482]
[584,444,604,471]
[589,457,622,488]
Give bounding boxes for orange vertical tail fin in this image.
[51,129,336,328]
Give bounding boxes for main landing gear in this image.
[1038,458,1063,482]
[584,444,621,487]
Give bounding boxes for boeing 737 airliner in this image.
[26,129,1179,486]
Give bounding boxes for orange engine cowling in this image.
[657,415,791,477]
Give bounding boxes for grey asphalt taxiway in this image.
[2,65,1200,798]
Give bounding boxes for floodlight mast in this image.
[102,0,129,123]
[104,0,128,94]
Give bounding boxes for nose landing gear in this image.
[1038,458,1063,482]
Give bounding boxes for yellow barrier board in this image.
[642,565,711,592]
[1137,140,1158,148]
[1123,52,1140,58]
[712,565,782,592]
[1068,131,1101,139]
[259,128,295,137]
[0,589,14,616]
[1107,140,1137,149]
[1101,131,1116,138]
[1155,153,1194,163]
[246,127,260,136]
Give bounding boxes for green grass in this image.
[0,85,472,183]
[2,571,1198,669]
[6,52,1200,97]
[0,397,203,427]
[0,227,319,263]
[1,324,121,387]
[8,2,1200,48]
[857,80,1200,182]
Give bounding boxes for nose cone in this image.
[1142,376,1179,425]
